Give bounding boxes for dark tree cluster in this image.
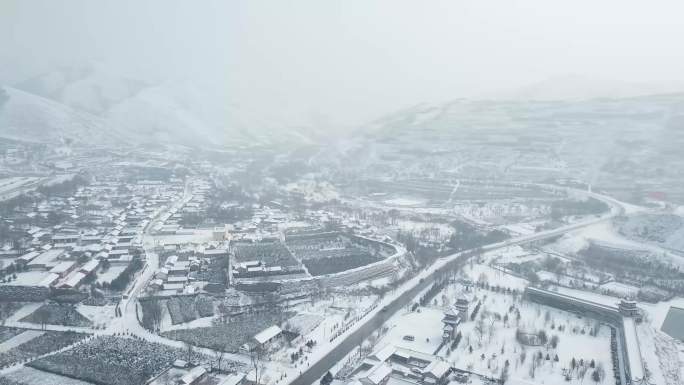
[549,198,609,220]
[447,220,510,251]
[109,256,143,292]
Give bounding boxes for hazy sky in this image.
[2,0,684,128]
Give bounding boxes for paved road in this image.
[291,194,625,385]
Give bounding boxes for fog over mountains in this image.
[2,64,684,149]
[0,64,329,147]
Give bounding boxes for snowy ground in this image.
[550,220,684,268]
[0,330,44,351]
[387,219,453,243]
[490,245,544,265]
[500,222,544,236]
[635,324,683,385]
[1,366,94,385]
[5,303,42,323]
[153,229,215,245]
[77,304,117,329]
[598,281,639,297]
[640,297,684,331]
[269,292,380,379]
[381,307,444,355]
[383,197,428,207]
[95,265,127,284]
[351,259,618,385]
[550,286,622,308]
[0,271,51,286]
[369,275,616,385]
[463,262,529,291]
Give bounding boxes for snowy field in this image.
[77,304,117,329]
[355,260,620,385]
[636,323,683,385]
[0,330,44,351]
[0,271,50,286]
[463,263,529,291]
[371,277,615,385]
[490,245,545,265]
[159,306,214,332]
[95,265,127,284]
[380,306,444,355]
[598,281,639,297]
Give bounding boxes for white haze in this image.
[2,0,684,130]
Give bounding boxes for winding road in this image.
[289,188,629,385]
[0,184,638,383]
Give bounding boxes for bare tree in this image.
[214,347,226,372]
[578,365,588,384]
[184,342,194,363]
[486,312,498,342]
[35,306,50,330]
[474,317,486,344]
[217,302,230,324]
[145,298,163,331]
[0,302,12,326]
[250,345,266,385]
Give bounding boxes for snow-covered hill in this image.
[105,82,229,146]
[495,74,684,101]
[10,65,321,147]
[0,85,124,145]
[15,64,147,115]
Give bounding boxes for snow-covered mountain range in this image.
[0,65,320,147]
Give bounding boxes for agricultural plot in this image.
[285,232,349,259]
[286,232,388,276]
[27,336,217,385]
[0,331,88,368]
[233,242,300,268]
[166,296,197,324]
[0,327,22,344]
[0,303,25,323]
[161,312,287,352]
[303,253,381,276]
[0,330,44,351]
[165,295,215,325]
[20,304,92,327]
[195,296,214,317]
[0,286,49,302]
[0,378,23,385]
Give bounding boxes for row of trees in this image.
[549,198,609,220]
[109,254,143,292]
[36,175,88,198]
